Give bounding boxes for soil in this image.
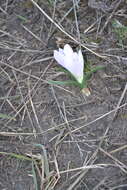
[0,0,127,190]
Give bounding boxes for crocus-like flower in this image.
[54,44,84,84]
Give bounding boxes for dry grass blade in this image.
[27,77,41,133]
[0,60,46,83]
[113,82,127,119]
[72,0,81,43]
[100,0,123,34]
[0,29,25,46]
[12,69,36,133]
[0,114,86,137]
[0,45,44,53]
[0,103,126,137]
[30,0,106,59]
[109,144,127,154]
[0,6,7,14]
[63,148,99,190]
[47,0,57,41]
[60,164,107,174]
[110,184,127,190]
[100,148,127,173]
[93,178,107,190]
[21,24,46,45]
[66,171,87,190]
[71,102,127,133]
[20,56,53,69]
[47,0,80,43]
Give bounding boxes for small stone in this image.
[81,88,91,96]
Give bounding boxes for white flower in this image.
[54,44,84,84]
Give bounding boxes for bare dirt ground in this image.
[0,0,127,189]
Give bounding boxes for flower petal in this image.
[64,44,73,56]
[59,48,65,55]
[54,50,65,67]
[72,52,84,83]
[78,50,84,66]
[63,52,81,82]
